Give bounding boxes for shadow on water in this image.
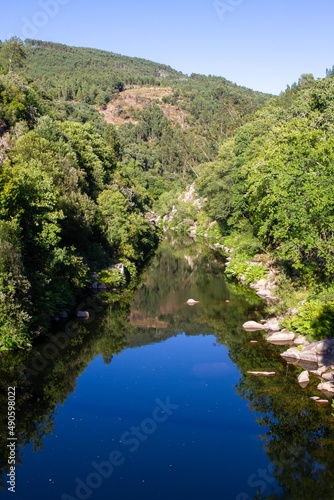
[0,233,333,499]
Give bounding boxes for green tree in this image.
[0,37,26,73]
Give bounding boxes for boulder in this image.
[187,298,199,306]
[309,396,320,401]
[322,372,334,382]
[298,370,310,388]
[315,399,330,405]
[256,289,274,300]
[254,279,267,288]
[317,381,334,397]
[310,366,329,378]
[294,335,309,346]
[298,350,318,364]
[264,318,280,332]
[267,331,295,345]
[242,321,266,331]
[280,347,301,363]
[77,311,89,319]
[312,338,334,355]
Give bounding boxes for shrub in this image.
[98,268,126,289]
[284,299,334,340]
[244,263,266,285]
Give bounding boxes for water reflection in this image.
[0,234,333,499]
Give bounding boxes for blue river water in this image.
[1,236,333,500]
[6,334,280,500]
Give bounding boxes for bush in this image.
[98,268,126,289]
[283,299,334,340]
[244,263,266,285]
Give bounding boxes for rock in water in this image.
[267,332,295,344]
[264,318,280,331]
[298,370,310,388]
[187,299,199,306]
[247,371,276,377]
[77,311,89,319]
[317,381,334,397]
[242,321,266,331]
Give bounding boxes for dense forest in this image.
[1,36,334,349]
[196,72,334,339]
[0,38,268,350]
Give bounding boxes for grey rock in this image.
[298,370,310,388]
[280,347,301,363]
[299,351,318,364]
[294,335,309,346]
[247,371,276,377]
[264,318,280,332]
[267,332,295,344]
[243,321,267,331]
[310,366,329,377]
[187,298,199,306]
[317,381,334,397]
[256,289,274,299]
[322,372,334,382]
[77,311,89,319]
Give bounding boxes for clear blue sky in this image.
[1,0,334,94]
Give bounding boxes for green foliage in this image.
[197,74,334,286]
[97,184,158,266]
[98,268,126,289]
[0,73,40,128]
[224,257,249,280]
[0,63,160,348]
[0,220,32,349]
[283,299,334,340]
[244,263,266,285]
[59,121,116,197]
[7,37,334,349]
[0,37,26,73]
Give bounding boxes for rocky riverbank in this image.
[243,319,334,403]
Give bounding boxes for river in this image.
[0,234,334,500]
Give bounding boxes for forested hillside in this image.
[0,37,270,350]
[3,37,333,349]
[196,73,334,339]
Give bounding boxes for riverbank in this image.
[167,218,334,404]
[216,233,334,403]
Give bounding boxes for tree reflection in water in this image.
[0,234,333,498]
